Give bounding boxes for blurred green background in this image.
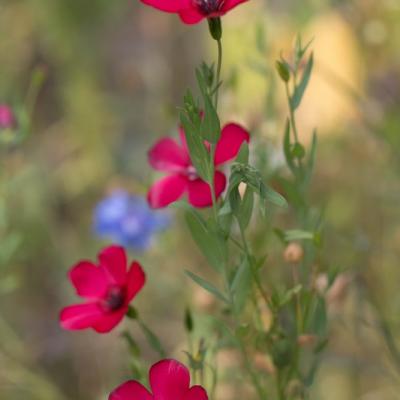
[1,0,400,399]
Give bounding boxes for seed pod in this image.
[284,242,304,263]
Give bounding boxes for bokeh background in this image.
[1,0,400,399]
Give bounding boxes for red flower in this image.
[60,245,145,333]
[0,104,16,130]
[147,123,250,208]
[109,359,208,400]
[140,0,249,24]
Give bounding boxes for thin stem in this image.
[209,143,218,221]
[285,82,299,144]
[215,39,223,108]
[238,223,271,307]
[276,369,286,400]
[291,264,303,334]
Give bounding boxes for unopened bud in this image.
[284,242,304,263]
[276,60,291,82]
[238,182,247,199]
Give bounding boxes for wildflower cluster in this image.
[57,2,334,400]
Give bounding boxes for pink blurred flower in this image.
[140,0,249,25]
[109,359,208,400]
[148,123,249,208]
[60,245,145,333]
[0,104,16,130]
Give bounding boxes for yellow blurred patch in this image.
[297,12,365,139]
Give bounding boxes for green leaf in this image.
[185,270,230,304]
[121,331,141,357]
[235,141,249,164]
[284,229,315,241]
[291,53,314,110]
[185,210,226,273]
[230,258,253,313]
[311,297,328,337]
[280,284,303,306]
[230,163,288,210]
[237,188,254,230]
[180,110,209,180]
[138,320,166,358]
[196,67,221,143]
[202,94,221,143]
[273,227,286,244]
[260,182,288,209]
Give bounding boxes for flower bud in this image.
[284,242,304,263]
[238,182,247,199]
[0,104,16,130]
[275,60,291,82]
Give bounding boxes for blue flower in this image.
[93,190,170,251]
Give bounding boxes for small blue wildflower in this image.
[93,190,170,251]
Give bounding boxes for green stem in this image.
[209,143,219,222]
[276,369,286,400]
[285,82,299,144]
[238,223,271,307]
[137,319,166,358]
[215,39,223,108]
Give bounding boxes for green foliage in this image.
[185,270,230,304]
[185,209,227,273]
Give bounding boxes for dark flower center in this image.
[194,0,224,15]
[102,285,126,312]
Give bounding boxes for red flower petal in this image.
[150,359,190,400]
[178,8,206,24]
[184,386,209,400]
[99,245,127,285]
[214,123,250,166]
[221,0,249,12]
[92,309,127,333]
[126,261,146,302]
[140,0,190,12]
[148,174,187,208]
[60,303,103,330]
[148,137,190,173]
[109,380,153,400]
[187,171,226,208]
[69,261,108,299]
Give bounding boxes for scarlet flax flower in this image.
[0,104,16,130]
[60,245,145,333]
[109,359,208,400]
[147,123,250,208]
[140,0,249,24]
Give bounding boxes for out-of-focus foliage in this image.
[0,0,399,399]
